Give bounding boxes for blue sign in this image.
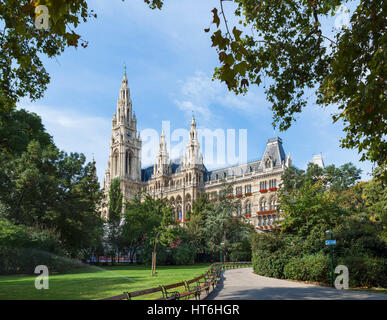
[325,240,336,245]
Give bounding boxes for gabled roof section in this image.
[205,160,260,182]
[259,137,286,169]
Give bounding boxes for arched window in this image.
[113,149,119,177]
[245,202,251,215]
[269,197,276,211]
[260,198,266,212]
[176,196,182,220]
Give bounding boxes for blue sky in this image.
[21,0,373,183]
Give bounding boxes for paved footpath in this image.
[207,268,387,300]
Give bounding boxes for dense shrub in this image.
[251,232,296,278]
[172,243,195,265]
[251,228,387,288]
[337,256,387,288]
[229,239,252,262]
[140,241,196,266]
[283,254,330,284]
[0,219,80,274]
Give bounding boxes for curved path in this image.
[207,268,387,300]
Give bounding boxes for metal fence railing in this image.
[100,261,252,300]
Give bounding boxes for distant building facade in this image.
[103,73,314,232]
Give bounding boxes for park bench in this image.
[100,286,163,300]
[100,261,252,300]
[182,275,206,300]
[159,282,184,300]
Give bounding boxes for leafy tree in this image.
[0,109,53,156]
[0,140,60,226]
[146,0,386,179]
[324,162,362,191]
[185,193,212,254]
[280,162,362,194]
[0,109,104,260]
[280,166,306,193]
[0,0,96,109]
[202,184,254,262]
[148,196,175,275]
[55,156,104,255]
[361,170,387,242]
[0,0,163,109]
[252,162,387,287]
[105,177,123,265]
[279,179,347,238]
[122,192,169,263]
[2,1,385,176]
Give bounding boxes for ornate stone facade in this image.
[103,73,301,232]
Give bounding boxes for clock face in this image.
[126,131,131,138]
[115,131,120,137]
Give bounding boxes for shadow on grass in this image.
[0,264,212,300]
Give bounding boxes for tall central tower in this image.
[103,71,142,212]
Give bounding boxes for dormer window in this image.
[265,159,271,169]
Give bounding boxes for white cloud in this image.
[173,71,271,125]
[20,104,111,185]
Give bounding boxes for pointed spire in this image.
[121,65,128,88]
[191,113,196,128]
[159,129,167,153]
[118,67,131,121]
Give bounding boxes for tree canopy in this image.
[0,109,104,272]
[205,0,386,178]
[1,0,385,177]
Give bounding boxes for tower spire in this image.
[117,67,132,125]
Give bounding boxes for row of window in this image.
[210,180,277,198]
[233,198,276,216]
[235,203,252,216]
[260,179,277,190]
[146,173,203,193]
[257,214,278,226]
[212,166,255,180]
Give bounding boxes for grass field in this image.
[0,263,211,300]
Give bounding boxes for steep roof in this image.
[142,137,287,182]
[258,137,286,169]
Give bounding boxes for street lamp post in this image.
[326,230,334,287]
[220,242,224,263]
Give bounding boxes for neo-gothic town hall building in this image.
[102,73,322,232]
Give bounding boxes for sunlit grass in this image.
[0,264,211,300]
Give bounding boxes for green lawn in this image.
[0,264,211,300]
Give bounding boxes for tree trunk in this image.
[152,241,158,276]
